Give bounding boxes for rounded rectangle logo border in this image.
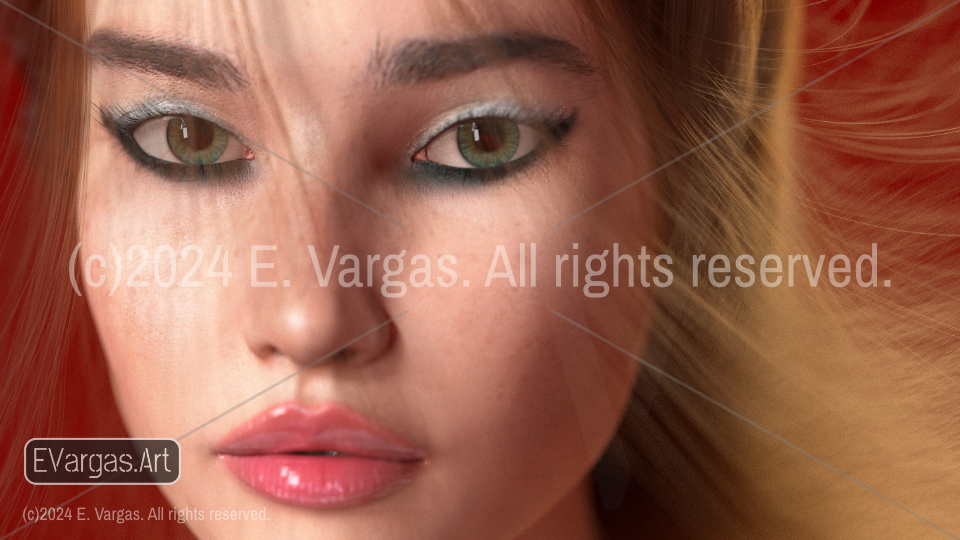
[24,438,181,485]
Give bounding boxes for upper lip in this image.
[216,401,425,462]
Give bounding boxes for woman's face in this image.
[81,0,653,538]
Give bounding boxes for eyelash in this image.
[99,102,578,186]
[410,107,578,186]
[98,102,254,183]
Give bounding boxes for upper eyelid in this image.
[409,103,560,154]
[105,100,251,148]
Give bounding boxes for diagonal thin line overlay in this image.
[1,312,407,540]
[176,311,407,441]
[0,0,406,230]
[551,311,959,539]
[554,0,960,229]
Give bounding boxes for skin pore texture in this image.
[81,0,656,538]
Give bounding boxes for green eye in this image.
[414,116,543,170]
[166,115,229,165]
[131,113,251,168]
[455,118,520,168]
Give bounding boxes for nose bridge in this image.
[256,157,347,278]
[250,91,384,271]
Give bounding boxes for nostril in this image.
[248,340,280,360]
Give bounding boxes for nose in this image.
[243,273,394,367]
[239,180,396,368]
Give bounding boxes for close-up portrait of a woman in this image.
[2,0,960,539]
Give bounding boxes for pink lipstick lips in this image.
[217,402,425,508]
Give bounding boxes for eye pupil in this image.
[474,121,503,152]
[457,118,520,168]
[167,115,229,165]
[183,118,214,149]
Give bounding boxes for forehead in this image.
[85,0,592,74]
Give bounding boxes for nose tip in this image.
[243,284,395,368]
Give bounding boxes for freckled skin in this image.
[82,1,655,539]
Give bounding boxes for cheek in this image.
[82,264,225,437]
[394,279,640,531]
[384,120,650,503]
[418,299,637,446]
[390,214,644,517]
[78,175,242,438]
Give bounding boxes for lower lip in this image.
[221,454,420,508]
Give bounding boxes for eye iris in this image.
[456,118,520,168]
[166,115,229,165]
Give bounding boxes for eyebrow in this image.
[87,31,248,90]
[372,32,596,85]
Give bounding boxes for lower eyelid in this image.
[410,145,545,188]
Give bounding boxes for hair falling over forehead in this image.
[3,0,960,539]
